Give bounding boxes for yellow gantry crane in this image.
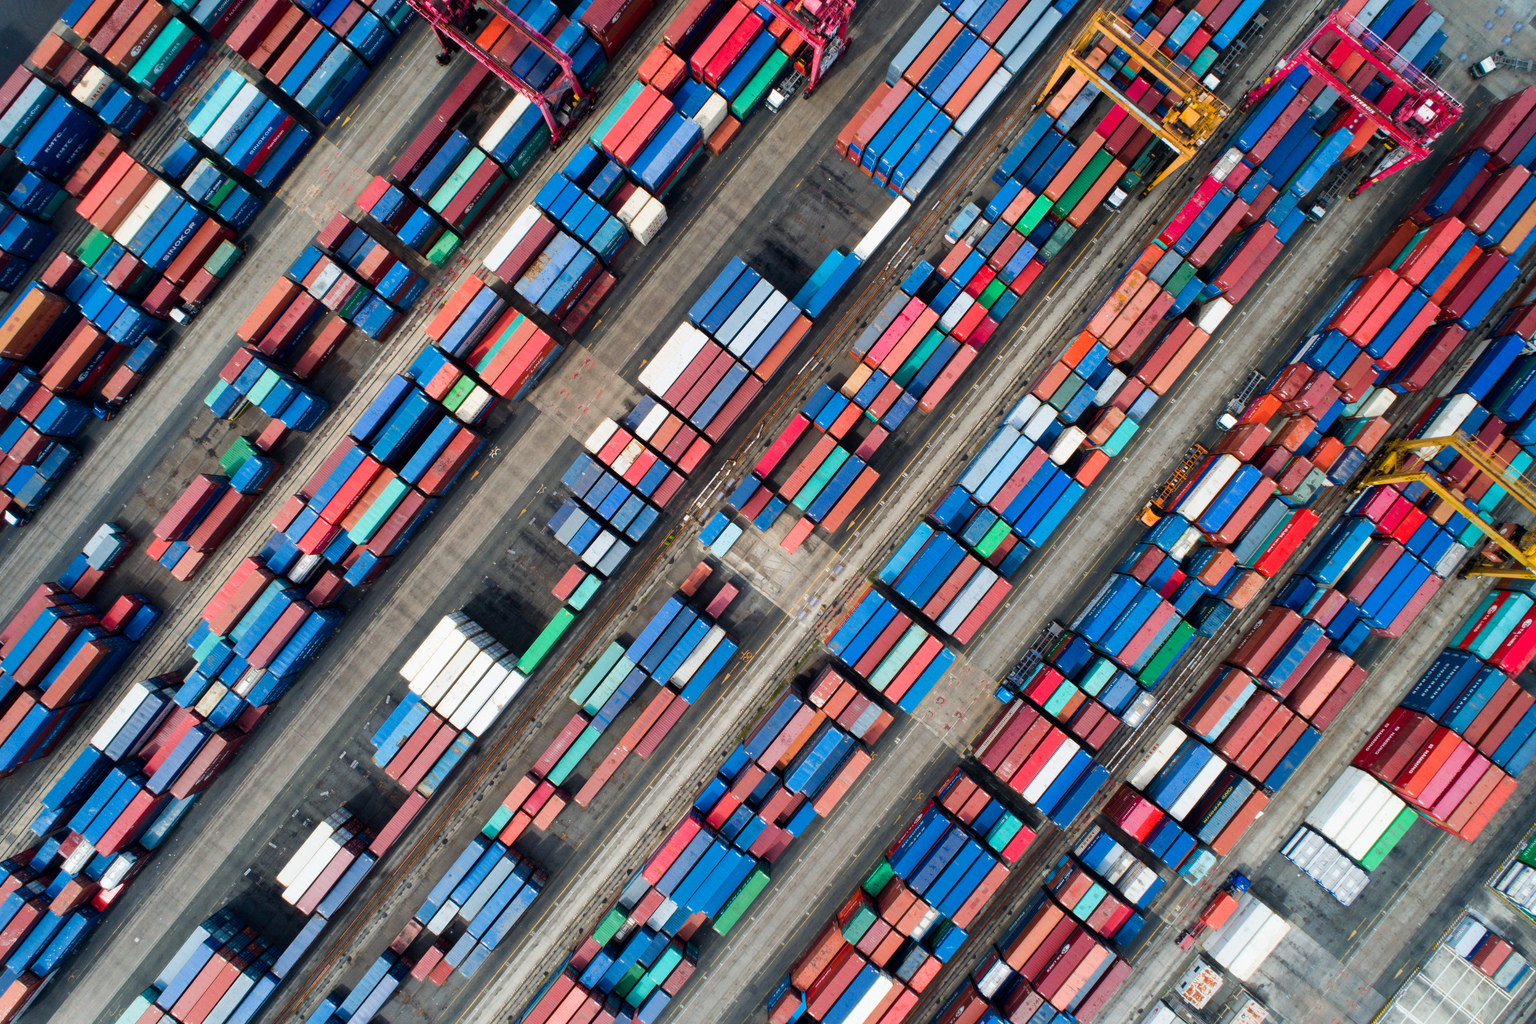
[1035,10,1230,190]
[1360,432,1536,579]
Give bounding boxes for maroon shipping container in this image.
[580,0,656,56]
[399,723,458,790]
[97,789,170,855]
[418,430,481,495]
[187,490,255,553]
[155,475,229,541]
[369,791,426,855]
[305,570,347,608]
[495,217,559,283]
[386,715,446,778]
[249,602,312,668]
[169,731,247,798]
[0,585,66,654]
[562,271,618,334]
[39,639,115,708]
[1227,608,1302,674]
[205,558,277,634]
[13,616,92,687]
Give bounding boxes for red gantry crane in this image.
[1242,9,1461,195]
[409,0,594,144]
[409,0,855,145]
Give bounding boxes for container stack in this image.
[1204,896,1290,981]
[971,695,1112,827]
[1284,768,1413,906]
[255,365,485,589]
[517,667,884,1024]
[426,275,562,400]
[1349,588,1536,843]
[146,447,280,580]
[560,414,683,567]
[112,910,284,1024]
[826,590,957,714]
[56,0,230,102]
[398,836,546,984]
[371,613,529,798]
[180,70,315,196]
[1492,835,1536,947]
[275,809,380,916]
[1444,917,1530,990]
[838,0,1084,201]
[0,531,153,774]
[22,31,155,139]
[520,583,739,819]
[1066,827,1167,947]
[995,631,1138,755]
[766,767,1034,1024]
[926,887,1131,1024]
[223,0,409,125]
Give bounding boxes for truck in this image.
[1177,871,1250,948]
[1216,370,1267,432]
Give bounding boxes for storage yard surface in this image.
[5,0,1536,1020]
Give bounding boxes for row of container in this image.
[1445,917,1530,990]
[222,0,405,124]
[516,659,889,1024]
[929,885,1131,1024]
[838,0,1081,202]
[826,591,957,714]
[970,696,1114,829]
[769,767,1033,1024]
[426,274,565,400]
[400,835,545,984]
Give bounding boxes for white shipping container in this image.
[62,838,94,876]
[691,92,728,138]
[233,664,265,698]
[1168,755,1227,820]
[400,613,471,680]
[72,67,112,108]
[936,569,995,633]
[457,386,492,424]
[939,293,974,333]
[728,291,789,357]
[617,187,652,227]
[437,645,507,720]
[843,975,895,1024]
[1023,404,1057,442]
[1175,454,1241,520]
[638,323,708,395]
[1359,388,1395,418]
[90,681,156,751]
[635,403,670,440]
[1417,393,1478,454]
[854,196,913,260]
[1140,1003,1181,1024]
[1129,726,1186,790]
[1207,897,1269,965]
[1226,915,1290,981]
[283,827,355,903]
[1094,368,1127,406]
[484,205,542,273]
[672,625,726,685]
[276,821,336,888]
[479,94,531,152]
[203,82,262,148]
[1197,298,1233,333]
[582,530,617,567]
[715,279,774,347]
[466,659,527,735]
[1305,768,1372,837]
[613,439,644,475]
[1004,394,1041,430]
[111,180,174,246]
[1048,426,1085,465]
[1334,784,1397,855]
[195,682,228,718]
[411,623,485,693]
[956,69,1012,136]
[420,633,485,704]
[1170,525,1202,560]
[449,659,509,731]
[632,197,667,245]
[1022,739,1080,804]
[584,418,620,454]
[646,896,677,931]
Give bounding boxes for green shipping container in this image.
[569,574,601,610]
[713,867,770,934]
[1139,621,1196,687]
[869,625,927,691]
[519,608,575,672]
[842,904,878,943]
[1359,807,1416,871]
[893,328,945,387]
[130,21,194,85]
[426,230,461,266]
[978,277,1006,310]
[590,82,645,147]
[986,812,1023,853]
[348,477,410,543]
[1043,680,1078,717]
[1015,194,1054,235]
[77,229,113,266]
[1052,149,1114,219]
[548,724,601,785]
[481,804,513,838]
[430,151,486,213]
[1040,220,1077,262]
[219,436,256,476]
[863,860,894,896]
[1102,417,1139,456]
[975,519,1011,558]
[794,447,851,509]
[593,907,627,946]
[444,375,477,412]
[731,50,790,121]
[247,369,281,405]
[206,240,243,277]
[1165,259,1198,296]
[572,643,626,705]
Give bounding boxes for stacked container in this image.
[825,590,957,714]
[767,767,1034,1024]
[425,274,561,400]
[971,696,1112,827]
[838,0,1085,201]
[515,664,885,1024]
